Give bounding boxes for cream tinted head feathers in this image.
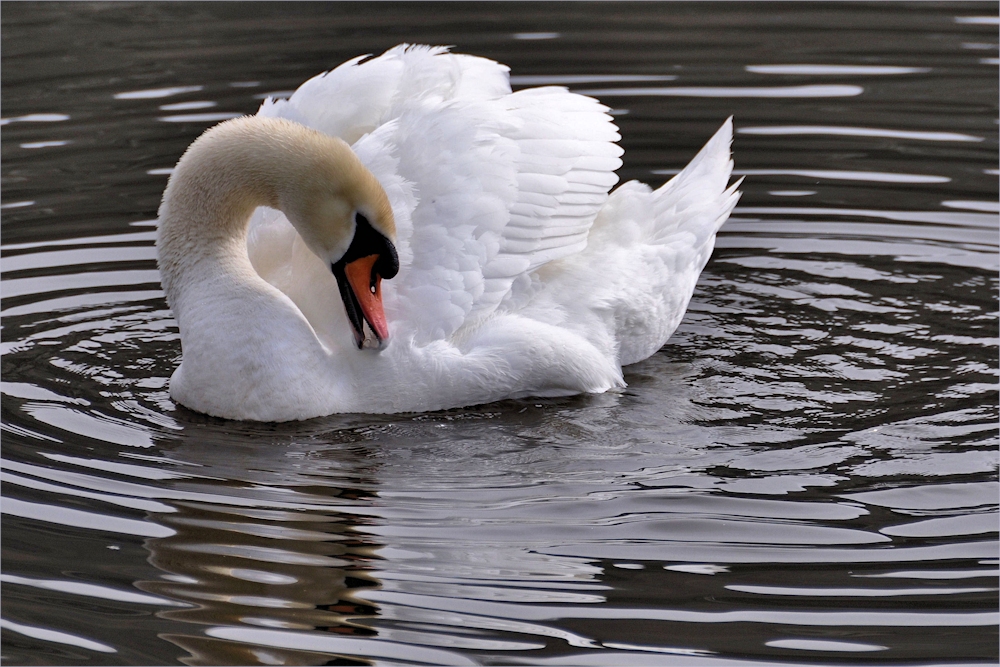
[265,119,399,349]
[159,115,398,350]
[265,119,396,268]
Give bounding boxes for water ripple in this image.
[746,64,930,75]
[738,125,984,142]
[0,618,116,654]
[2,3,996,664]
[576,85,864,98]
[114,85,203,100]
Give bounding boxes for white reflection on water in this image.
[954,16,1000,25]
[769,190,816,196]
[746,64,930,75]
[0,470,176,513]
[544,542,999,564]
[18,403,158,448]
[0,497,175,537]
[0,113,69,124]
[881,513,999,538]
[842,482,1000,510]
[157,112,242,123]
[114,85,203,100]
[1,457,347,511]
[0,574,187,607]
[656,168,952,184]
[0,290,164,319]
[0,269,161,299]
[511,74,677,85]
[0,618,117,653]
[664,564,730,575]
[766,638,887,652]
[1,230,157,251]
[1,245,156,272]
[601,642,714,656]
[207,626,483,664]
[944,200,1000,212]
[513,32,560,40]
[42,452,191,479]
[727,584,997,597]
[20,140,71,149]
[576,85,864,97]
[356,588,1000,626]
[159,100,217,111]
[738,125,984,141]
[730,206,998,228]
[855,569,999,580]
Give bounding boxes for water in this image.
[2,2,998,664]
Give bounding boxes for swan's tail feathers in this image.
[649,117,741,249]
[567,119,741,367]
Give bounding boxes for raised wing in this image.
[352,86,624,342]
[257,44,511,144]
[254,46,624,344]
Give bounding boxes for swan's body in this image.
[157,45,740,421]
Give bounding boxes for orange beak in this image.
[343,254,390,347]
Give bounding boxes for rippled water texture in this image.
[2,2,998,665]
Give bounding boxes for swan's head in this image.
[280,143,398,351]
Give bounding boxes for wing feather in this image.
[252,46,625,343]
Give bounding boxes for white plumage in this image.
[160,45,741,420]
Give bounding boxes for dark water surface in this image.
[2,2,998,665]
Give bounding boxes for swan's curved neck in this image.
[156,115,374,313]
[155,116,397,419]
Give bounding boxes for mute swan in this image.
[157,45,741,421]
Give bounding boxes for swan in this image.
[156,45,741,421]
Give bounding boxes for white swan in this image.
[157,45,741,421]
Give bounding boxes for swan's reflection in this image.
[131,380,914,665]
[134,403,626,664]
[138,426,384,665]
